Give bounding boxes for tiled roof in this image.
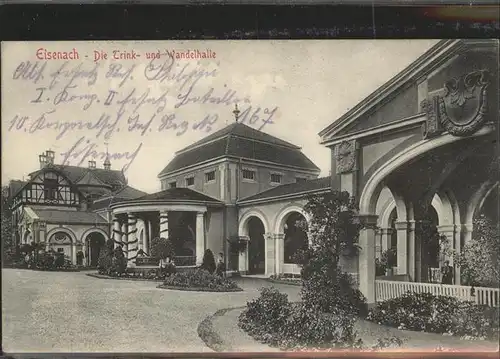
[135,188,223,204]
[237,176,332,203]
[159,123,320,176]
[31,208,108,225]
[29,165,126,187]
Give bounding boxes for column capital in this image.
[238,235,250,242]
[127,213,136,219]
[437,224,456,233]
[394,221,409,230]
[274,233,285,240]
[357,214,378,229]
[196,211,205,217]
[381,227,394,235]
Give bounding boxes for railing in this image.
[376,280,500,307]
[135,256,196,267]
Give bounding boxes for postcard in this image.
[1,39,498,353]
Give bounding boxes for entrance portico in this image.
[319,39,499,305]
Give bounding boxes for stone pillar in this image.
[264,233,276,276]
[71,243,77,265]
[160,211,169,238]
[374,228,382,259]
[127,213,138,267]
[437,224,455,264]
[146,218,152,254]
[196,212,206,265]
[274,233,285,275]
[413,220,430,283]
[407,220,416,281]
[335,140,359,197]
[358,214,378,305]
[142,218,149,254]
[113,217,122,249]
[381,228,393,253]
[121,221,128,255]
[394,222,408,276]
[238,236,249,274]
[82,242,88,266]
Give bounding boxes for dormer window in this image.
[205,171,216,183]
[44,172,58,200]
[185,177,195,187]
[270,173,282,185]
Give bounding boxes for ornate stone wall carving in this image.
[421,95,443,139]
[421,69,491,139]
[438,69,491,137]
[335,140,357,174]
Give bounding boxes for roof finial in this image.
[232,103,240,123]
[103,142,111,170]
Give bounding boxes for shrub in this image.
[367,292,499,340]
[97,250,113,274]
[239,287,291,338]
[201,249,216,274]
[163,269,240,291]
[151,237,175,259]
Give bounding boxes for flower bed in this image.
[95,269,165,281]
[366,292,499,341]
[87,272,164,281]
[158,269,243,292]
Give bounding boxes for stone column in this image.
[407,220,416,281]
[71,242,77,265]
[238,236,249,274]
[264,233,276,276]
[358,214,378,305]
[113,217,122,249]
[394,222,408,276]
[82,242,88,266]
[121,221,128,256]
[146,218,152,254]
[413,220,430,283]
[381,228,393,253]
[127,213,138,267]
[274,233,285,275]
[196,212,206,265]
[160,211,169,238]
[437,224,455,264]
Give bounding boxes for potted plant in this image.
[381,248,397,276]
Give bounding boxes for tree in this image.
[150,237,175,259]
[454,214,499,288]
[294,190,365,316]
[201,249,216,273]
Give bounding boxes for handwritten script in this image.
[10,48,279,172]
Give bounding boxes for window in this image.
[57,248,64,253]
[44,177,58,200]
[296,177,307,183]
[169,181,177,188]
[205,171,216,183]
[242,169,256,181]
[186,177,194,186]
[270,173,282,184]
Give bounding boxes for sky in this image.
[1,40,439,193]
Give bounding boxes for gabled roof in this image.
[29,164,126,188]
[8,180,27,198]
[237,176,332,204]
[318,39,497,143]
[159,122,320,176]
[135,187,223,204]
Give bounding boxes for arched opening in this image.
[247,216,266,275]
[422,206,441,283]
[48,231,73,261]
[283,212,309,264]
[85,232,106,267]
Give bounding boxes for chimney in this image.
[88,160,96,169]
[39,153,47,169]
[45,149,55,165]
